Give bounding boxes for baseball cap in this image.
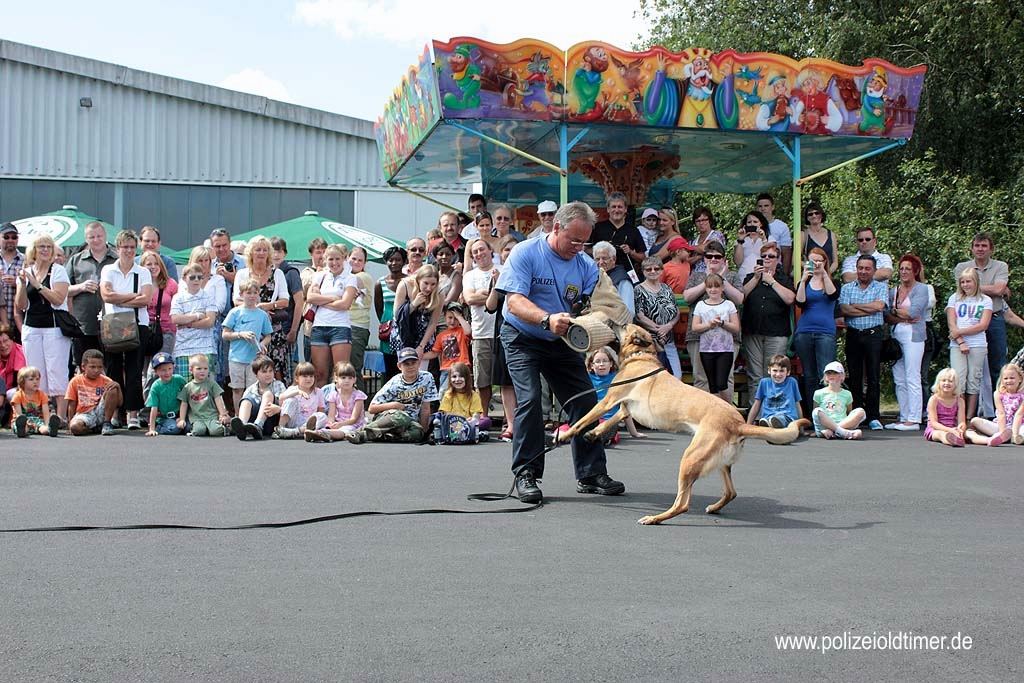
[666,237,693,252]
[823,361,846,374]
[537,200,558,214]
[642,208,659,220]
[444,301,465,314]
[397,347,420,364]
[151,352,174,370]
[0,222,18,235]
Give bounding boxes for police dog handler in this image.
[496,201,626,504]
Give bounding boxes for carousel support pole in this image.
[796,139,906,185]
[558,124,590,206]
[388,183,463,214]
[792,136,802,280]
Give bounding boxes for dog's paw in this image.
[583,429,601,442]
[637,516,660,525]
[555,430,573,444]
[705,505,720,515]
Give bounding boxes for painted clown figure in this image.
[443,43,481,111]
[792,67,842,134]
[644,49,736,129]
[859,66,891,134]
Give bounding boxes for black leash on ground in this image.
[0,367,666,534]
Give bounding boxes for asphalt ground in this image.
[1,427,1021,682]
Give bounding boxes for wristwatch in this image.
[539,314,551,330]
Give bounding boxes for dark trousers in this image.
[846,326,882,422]
[500,323,607,480]
[72,334,102,369]
[106,344,145,411]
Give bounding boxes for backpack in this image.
[432,412,479,445]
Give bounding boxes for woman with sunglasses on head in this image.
[800,201,838,274]
[14,234,73,426]
[740,241,796,406]
[648,207,684,263]
[793,247,839,414]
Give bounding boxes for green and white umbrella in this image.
[11,205,120,249]
[170,211,405,264]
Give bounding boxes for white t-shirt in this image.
[768,218,792,247]
[463,264,501,338]
[945,293,993,348]
[100,262,152,326]
[692,298,737,352]
[170,288,219,356]
[312,270,359,328]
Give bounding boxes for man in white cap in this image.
[528,200,558,239]
[637,207,661,252]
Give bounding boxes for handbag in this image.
[880,326,903,363]
[53,309,84,338]
[144,287,165,356]
[100,273,141,353]
[378,320,392,341]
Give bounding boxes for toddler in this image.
[144,352,187,436]
[965,363,1022,446]
[177,353,231,436]
[11,366,60,437]
[275,362,327,439]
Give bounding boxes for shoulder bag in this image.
[100,273,142,353]
[144,287,165,356]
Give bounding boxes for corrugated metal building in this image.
[0,39,467,250]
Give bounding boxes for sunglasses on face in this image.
[644,267,663,272]
[806,211,822,217]
[408,247,425,253]
[856,237,874,242]
[2,235,18,240]
[704,254,723,260]
[762,254,778,259]
[187,275,203,281]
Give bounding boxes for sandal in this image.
[499,430,513,442]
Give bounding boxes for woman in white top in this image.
[14,234,72,424]
[347,246,376,392]
[232,236,289,379]
[306,244,359,386]
[100,230,153,429]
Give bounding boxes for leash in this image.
[0,366,667,533]
[468,364,667,503]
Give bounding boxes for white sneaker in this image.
[892,423,920,431]
[883,423,899,430]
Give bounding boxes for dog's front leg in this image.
[580,405,628,442]
[556,398,620,443]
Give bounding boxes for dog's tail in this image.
[739,418,811,445]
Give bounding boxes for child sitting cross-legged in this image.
[965,363,1024,447]
[811,361,865,440]
[274,362,328,439]
[925,367,967,447]
[344,347,438,444]
[144,352,187,436]
[432,361,491,442]
[304,361,367,443]
[230,355,286,441]
[177,353,231,436]
[11,366,60,437]
[746,354,804,429]
[65,349,123,436]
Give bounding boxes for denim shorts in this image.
[310,325,352,347]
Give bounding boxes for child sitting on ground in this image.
[11,366,60,437]
[422,301,472,397]
[177,353,231,436]
[432,361,491,443]
[275,362,327,439]
[304,361,367,442]
[144,352,187,436]
[747,354,804,429]
[583,346,646,444]
[230,356,286,441]
[345,347,438,444]
[925,367,967,447]
[811,361,865,440]
[66,350,123,436]
[965,363,1024,446]
[222,278,273,412]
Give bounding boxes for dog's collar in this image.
[626,350,651,359]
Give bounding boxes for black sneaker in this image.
[14,414,28,438]
[245,422,264,441]
[48,413,61,437]
[515,469,543,503]
[231,416,247,441]
[576,473,625,496]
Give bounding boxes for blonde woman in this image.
[14,234,72,425]
[307,244,360,386]
[391,263,442,369]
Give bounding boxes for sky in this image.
[1,0,652,123]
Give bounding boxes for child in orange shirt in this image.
[11,366,60,437]
[423,301,472,397]
[65,349,124,436]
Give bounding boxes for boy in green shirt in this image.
[145,352,187,436]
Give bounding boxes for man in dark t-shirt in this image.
[590,191,647,279]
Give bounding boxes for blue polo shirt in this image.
[495,236,598,341]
